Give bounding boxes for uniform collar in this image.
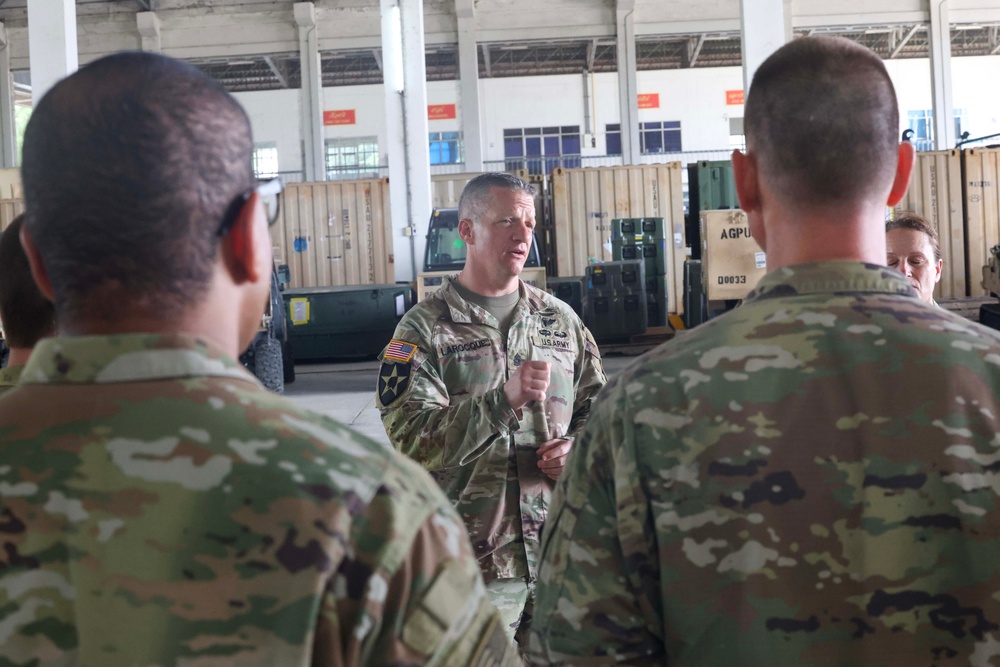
[438,275,548,325]
[745,260,920,303]
[19,333,249,385]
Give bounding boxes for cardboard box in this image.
[700,209,766,300]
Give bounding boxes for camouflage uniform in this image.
[527,261,1000,665]
[0,333,517,667]
[0,364,21,395]
[378,277,606,634]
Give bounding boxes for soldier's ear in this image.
[458,218,475,246]
[19,222,55,301]
[221,191,269,285]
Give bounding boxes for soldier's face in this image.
[886,227,942,303]
[466,187,535,287]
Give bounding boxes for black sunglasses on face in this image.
[216,177,283,237]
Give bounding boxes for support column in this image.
[738,0,791,92]
[0,25,16,168]
[929,0,955,150]
[382,0,432,282]
[456,0,483,172]
[27,0,78,105]
[137,12,161,53]
[294,2,325,182]
[616,0,639,165]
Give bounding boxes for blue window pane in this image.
[430,142,442,165]
[607,123,621,132]
[544,136,560,156]
[443,131,459,140]
[664,121,681,130]
[664,129,682,153]
[562,136,581,154]
[607,133,622,155]
[526,137,542,156]
[644,121,662,130]
[643,130,663,154]
[504,138,524,158]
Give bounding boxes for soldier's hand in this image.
[504,360,550,412]
[537,438,572,480]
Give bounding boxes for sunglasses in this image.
[217,177,283,237]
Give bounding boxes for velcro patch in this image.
[385,339,418,362]
[377,360,411,408]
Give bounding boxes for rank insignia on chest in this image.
[378,359,412,407]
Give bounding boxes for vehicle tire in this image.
[282,339,296,384]
[254,335,284,394]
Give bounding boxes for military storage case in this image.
[611,217,669,327]
[584,260,647,342]
[700,210,767,301]
[284,284,413,360]
[547,276,585,320]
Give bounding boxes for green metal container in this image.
[612,238,668,278]
[611,217,667,241]
[696,160,739,212]
[284,284,413,360]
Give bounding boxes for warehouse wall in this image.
[235,55,1000,177]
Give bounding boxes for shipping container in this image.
[0,199,24,233]
[550,163,686,314]
[271,178,394,289]
[700,209,766,301]
[430,169,531,209]
[892,149,965,299]
[963,148,1000,297]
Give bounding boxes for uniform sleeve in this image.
[315,459,520,667]
[525,382,666,665]
[566,325,608,441]
[378,329,519,471]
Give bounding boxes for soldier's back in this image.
[0,333,514,666]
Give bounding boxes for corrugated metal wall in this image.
[893,149,965,299]
[551,163,686,314]
[271,179,394,289]
[963,148,1000,297]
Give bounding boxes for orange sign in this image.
[726,90,745,105]
[324,109,356,125]
[638,93,660,109]
[428,103,457,120]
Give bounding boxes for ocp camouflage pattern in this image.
[0,332,517,666]
[379,277,606,584]
[0,363,21,395]
[527,261,1000,666]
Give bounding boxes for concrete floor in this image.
[284,354,639,446]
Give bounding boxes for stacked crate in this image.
[584,260,647,342]
[611,218,669,327]
[547,276,586,320]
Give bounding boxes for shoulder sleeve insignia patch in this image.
[377,360,412,408]
[385,338,418,362]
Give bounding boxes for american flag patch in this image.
[384,339,417,362]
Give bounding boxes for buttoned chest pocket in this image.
[530,328,577,373]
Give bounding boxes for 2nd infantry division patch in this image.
[378,339,417,407]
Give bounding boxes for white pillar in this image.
[738,0,792,92]
[137,12,161,53]
[382,0,433,282]
[27,0,78,105]
[616,0,639,165]
[0,25,16,168]
[294,2,325,182]
[456,0,484,172]
[929,0,956,150]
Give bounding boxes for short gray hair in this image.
[458,172,534,223]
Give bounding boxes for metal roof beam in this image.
[688,33,706,67]
[482,43,492,77]
[890,24,920,58]
[262,55,286,87]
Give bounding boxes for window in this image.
[325,137,381,180]
[606,121,682,156]
[908,109,966,151]
[252,143,279,179]
[429,131,463,165]
[503,126,581,174]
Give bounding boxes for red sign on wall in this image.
[726,90,745,105]
[428,104,457,120]
[323,109,356,125]
[638,93,660,109]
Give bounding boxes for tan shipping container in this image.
[0,199,24,233]
[700,209,766,301]
[963,147,1000,297]
[271,178,393,289]
[892,149,965,299]
[550,163,686,314]
[430,170,531,209]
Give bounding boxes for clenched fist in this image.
[504,360,550,412]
